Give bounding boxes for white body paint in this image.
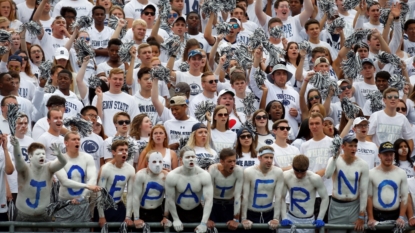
[97,162,135,218]
[209,163,244,216]
[325,156,369,212]
[281,170,329,220]
[241,165,284,219]
[368,166,408,211]
[55,152,97,200]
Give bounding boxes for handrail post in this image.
[9,221,14,233]
[319,226,325,233]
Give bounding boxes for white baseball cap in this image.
[54,47,69,60]
[352,117,369,127]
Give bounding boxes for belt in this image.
[213,198,234,205]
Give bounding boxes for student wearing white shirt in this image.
[0,133,15,229]
[124,0,157,28]
[404,20,415,57]
[186,12,211,54]
[204,15,241,51]
[93,68,140,137]
[352,58,378,107]
[36,16,70,61]
[253,110,274,149]
[60,7,77,35]
[232,72,259,113]
[367,87,414,148]
[87,6,115,65]
[354,1,384,34]
[271,119,300,170]
[351,117,379,169]
[126,43,153,94]
[305,19,337,59]
[96,38,126,79]
[187,123,218,163]
[0,96,31,137]
[211,105,237,153]
[394,139,415,178]
[52,0,93,18]
[16,0,35,23]
[35,108,65,162]
[80,106,104,172]
[235,127,259,168]
[217,89,246,132]
[189,71,218,119]
[29,0,53,45]
[335,0,356,37]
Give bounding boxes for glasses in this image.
[386,95,399,100]
[255,115,268,120]
[168,13,178,18]
[397,107,407,112]
[79,36,90,41]
[117,120,131,125]
[308,95,320,102]
[293,167,307,173]
[31,50,41,54]
[277,126,291,131]
[340,85,352,91]
[86,114,97,119]
[239,134,252,139]
[143,11,155,16]
[230,23,239,29]
[279,5,290,9]
[356,124,369,128]
[205,79,218,84]
[217,113,228,117]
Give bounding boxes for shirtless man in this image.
[280,155,329,233]
[241,146,284,231]
[367,141,408,233]
[133,151,170,229]
[96,140,135,227]
[11,139,66,232]
[54,132,100,232]
[165,146,213,233]
[208,148,243,231]
[324,135,370,232]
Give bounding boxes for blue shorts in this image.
[209,198,234,223]
[93,201,126,222]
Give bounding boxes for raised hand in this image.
[50,143,62,156]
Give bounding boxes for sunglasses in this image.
[308,95,320,102]
[293,167,307,173]
[396,107,407,112]
[386,95,399,100]
[143,11,155,16]
[168,13,178,18]
[217,113,229,117]
[277,126,291,131]
[255,115,268,120]
[230,23,239,29]
[239,134,252,139]
[205,79,218,84]
[79,36,90,41]
[117,120,131,125]
[340,85,352,91]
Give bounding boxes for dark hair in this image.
[404,19,415,31]
[108,38,122,48]
[375,71,391,81]
[284,42,301,66]
[235,128,257,159]
[60,6,77,17]
[295,118,312,140]
[307,89,322,110]
[51,65,65,76]
[0,72,10,83]
[9,71,19,81]
[305,19,320,30]
[394,138,413,167]
[137,67,151,79]
[81,106,98,116]
[186,11,200,20]
[46,95,66,107]
[146,36,160,51]
[268,17,282,28]
[265,100,285,122]
[339,108,364,133]
[0,95,16,106]
[28,142,46,155]
[353,43,369,52]
[219,148,236,161]
[274,0,289,8]
[58,69,72,79]
[92,5,106,14]
[47,108,62,119]
[111,140,129,151]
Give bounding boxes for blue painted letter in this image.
[378,180,398,208]
[26,179,47,209]
[253,179,273,209]
[177,183,199,204]
[67,165,85,196]
[109,175,126,201]
[290,187,310,215]
[338,170,358,195]
[141,181,164,206]
[216,185,233,198]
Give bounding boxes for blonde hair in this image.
[109,6,125,18]
[186,128,215,155]
[109,68,124,77]
[132,19,147,28]
[138,43,151,54]
[0,16,10,24]
[0,0,15,21]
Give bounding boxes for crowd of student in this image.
[0,0,415,231]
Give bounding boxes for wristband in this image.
[394,16,400,20]
[233,218,240,222]
[399,216,405,220]
[200,222,207,226]
[410,216,415,220]
[134,217,140,220]
[171,55,176,58]
[358,216,364,220]
[77,196,85,202]
[126,216,131,220]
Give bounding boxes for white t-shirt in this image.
[368,111,413,146]
[235,94,260,114]
[188,33,211,53]
[134,92,165,126]
[0,149,7,213]
[363,22,384,34]
[87,26,115,65]
[194,146,217,160]
[300,136,333,195]
[309,40,337,60]
[96,62,125,79]
[124,1,158,21]
[352,81,378,108]
[16,2,34,23]
[80,133,104,173]
[228,111,246,132]
[188,93,217,120]
[256,133,275,150]
[328,101,343,127]
[163,116,198,145]
[338,11,356,38]
[174,71,202,102]
[237,152,259,168]
[32,117,49,141]
[52,0,94,18]
[404,39,415,57]
[39,33,69,61]
[92,91,140,136]
[271,143,300,168]
[35,132,65,162]
[281,15,303,43]
[26,18,54,44]
[211,129,236,153]
[395,160,415,178]
[356,140,379,169]
[236,30,252,46]
[131,68,170,98]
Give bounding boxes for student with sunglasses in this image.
[204,14,242,52]
[271,119,299,171]
[324,79,353,126]
[252,109,275,150]
[367,87,413,148]
[362,71,390,117]
[124,0,158,28]
[102,112,139,167]
[235,127,258,168]
[211,105,237,153]
[189,71,218,119]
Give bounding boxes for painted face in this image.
[30,148,46,166]
[182,151,196,169]
[148,152,163,174]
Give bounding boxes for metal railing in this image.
[0,222,411,233]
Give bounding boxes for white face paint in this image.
[148,152,163,174]
[399,148,408,155]
[30,149,46,167]
[182,151,196,169]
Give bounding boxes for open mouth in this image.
[75,145,79,148]
[189,162,194,166]
[122,156,126,160]
[39,159,44,163]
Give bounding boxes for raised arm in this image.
[10,136,27,173]
[95,88,104,120]
[1,136,13,175]
[151,79,166,116]
[249,48,265,99]
[75,56,90,100]
[208,34,223,69]
[126,47,137,86]
[255,0,270,27]
[64,27,79,53]
[299,72,313,120]
[150,16,164,44]
[298,0,314,26]
[111,19,127,39]
[204,13,217,46]
[48,143,68,173]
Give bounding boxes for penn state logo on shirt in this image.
[198,42,204,49]
[81,140,99,154]
[189,83,201,96]
[265,139,273,145]
[282,99,290,106]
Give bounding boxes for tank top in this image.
[163,148,172,170]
